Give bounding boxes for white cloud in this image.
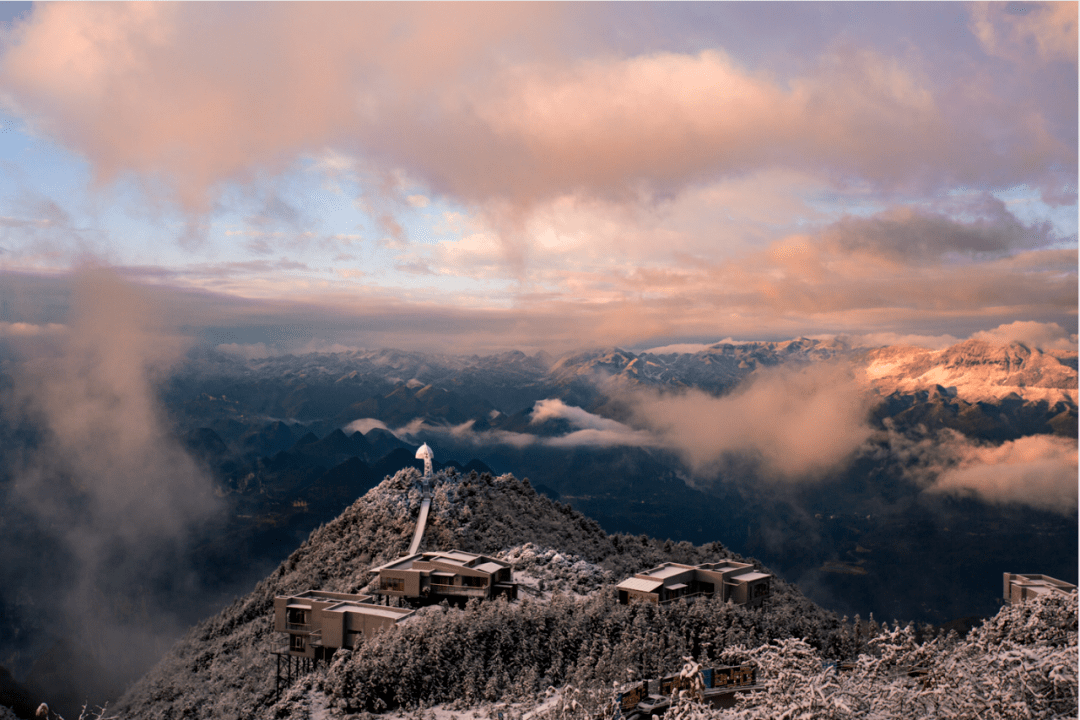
[627,363,874,479]
[927,434,1078,514]
[0,321,66,337]
[970,321,1077,351]
[216,342,275,359]
[344,418,390,435]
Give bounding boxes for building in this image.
[1003,573,1077,604]
[373,549,517,605]
[616,664,758,718]
[616,561,771,607]
[273,590,413,661]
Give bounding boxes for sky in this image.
[0,1,1076,355]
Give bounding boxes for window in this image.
[381,577,404,592]
[461,575,488,588]
[287,608,308,625]
[290,634,306,651]
[693,581,715,595]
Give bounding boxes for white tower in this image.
[415,442,434,478]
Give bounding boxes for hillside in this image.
[115,469,847,720]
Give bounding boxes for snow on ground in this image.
[496,544,610,600]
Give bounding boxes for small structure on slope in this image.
[1003,572,1077,604]
[616,561,771,607]
[615,664,759,718]
[272,590,413,694]
[274,590,412,660]
[373,550,517,606]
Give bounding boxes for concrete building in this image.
[273,590,413,661]
[616,561,771,607]
[1003,573,1077,604]
[373,550,517,605]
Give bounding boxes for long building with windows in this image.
[373,549,517,605]
[616,561,771,607]
[273,590,413,661]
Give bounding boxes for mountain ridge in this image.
[115,468,845,720]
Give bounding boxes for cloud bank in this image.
[375,364,875,482]
[970,320,1078,352]
[1,268,222,685]
[0,5,1074,353]
[1,3,1072,214]
[627,363,874,479]
[928,434,1078,513]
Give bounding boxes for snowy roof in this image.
[731,572,771,583]
[667,583,688,591]
[617,577,664,593]
[328,603,413,620]
[476,562,505,575]
[371,553,423,571]
[415,442,434,460]
[432,557,468,567]
[642,563,694,579]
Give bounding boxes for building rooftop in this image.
[642,563,695,579]
[616,577,665,593]
[730,571,770,582]
[373,550,511,573]
[326,603,413,619]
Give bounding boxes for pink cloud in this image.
[971,321,1078,352]
[928,434,1078,514]
[0,4,1071,218]
[628,363,874,479]
[970,1,1078,64]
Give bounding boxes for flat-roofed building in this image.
[373,550,517,605]
[1003,573,1077,604]
[616,561,771,607]
[273,590,413,661]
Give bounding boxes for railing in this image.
[286,622,310,632]
[658,591,714,605]
[430,583,488,597]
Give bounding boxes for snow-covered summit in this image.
[114,468,835,720]
[861,340,1077,403]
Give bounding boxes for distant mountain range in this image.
[172,337,1076,431]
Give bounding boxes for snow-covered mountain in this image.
[862,339,1077,404]
[185,336,1076,419]
[114,468,843,720]
[109,468,1077,720]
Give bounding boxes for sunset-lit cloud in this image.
[0,3,1074,352]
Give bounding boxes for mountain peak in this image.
[115,468,836,719]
